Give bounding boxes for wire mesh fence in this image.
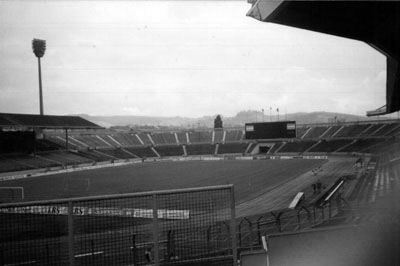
[0,185,236,266]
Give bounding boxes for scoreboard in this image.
[245,121,296,139]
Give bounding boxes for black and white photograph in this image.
[0,0,399,265]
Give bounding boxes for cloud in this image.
[0,1,387,117]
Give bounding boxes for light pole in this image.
[32,39,46,115]
[269,107,272,122]
[262,109,264,122]
[277,108,280,121]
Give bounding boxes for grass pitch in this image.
[0,159,325,203]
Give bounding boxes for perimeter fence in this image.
[0,185,237,266]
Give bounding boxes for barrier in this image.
[0,185,237,266]
[237,179,347,251]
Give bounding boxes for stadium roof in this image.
[0,113,102,129]
[247,0,400,116]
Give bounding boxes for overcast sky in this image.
[0,1,387,118]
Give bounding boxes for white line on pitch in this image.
[75,251,104,258]
[5,261,36,266]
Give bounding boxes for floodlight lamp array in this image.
[32,39,46,58]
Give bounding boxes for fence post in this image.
[153,194,160,266]
[256,216,263,245]
[167,230,175,260]
[132,234,136,266]
[68,201,75,266]
[46,243,49,265]
[230,186,238,266]
[91,240,95,264]
[207,226,212,252]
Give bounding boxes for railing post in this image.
[256,216,263,245]
[277,215,281,232]
[238,222,242,248]
[230,186,238,266]
[297,213,301,229]
[246,218,254,251]
[321,206,325,220]
[271,212,282,232]
[313,206,317,225]
[68,201,75,266]
[152,194,160,266]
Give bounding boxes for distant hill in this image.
[225,111,371,126]
[77,111,395,129]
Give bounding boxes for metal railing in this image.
[237,199,349,252]
[0,185,237,266]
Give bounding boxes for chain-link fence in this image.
[0,185,237,266]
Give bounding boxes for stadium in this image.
[1,1,400,266]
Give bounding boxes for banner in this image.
[0,206,190,220]
[202,157,223,161]
[235,156,253,160]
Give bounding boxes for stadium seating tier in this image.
[155,145,184,157]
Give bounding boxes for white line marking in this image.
[5,261,36,266]
[75,251,104,258]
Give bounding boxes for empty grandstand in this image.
[1,119,399,174]
[1,119,400,266]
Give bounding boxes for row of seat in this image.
[0,143,250,173]
[299,122,400,139]
[0,138,390,174]
[264,138,387,154]
[0,151,92,173]
[41,122,400,151]
[44,130,246,150]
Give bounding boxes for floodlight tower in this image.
[32,39,46,115]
